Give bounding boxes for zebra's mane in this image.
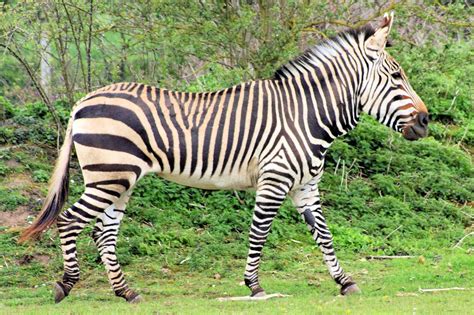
[273,25,376,80]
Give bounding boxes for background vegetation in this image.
[0,0,472,313]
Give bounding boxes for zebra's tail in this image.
[19,118,74,243]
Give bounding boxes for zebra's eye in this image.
[392,71,402,79]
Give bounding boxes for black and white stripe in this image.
[21,12,428,302]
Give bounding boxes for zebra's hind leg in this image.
[54,183,128,303]
[92,191,142,303]
[290,181,361,296]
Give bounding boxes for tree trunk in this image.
[40,31,52,99]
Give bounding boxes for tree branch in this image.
[0,42,63,148]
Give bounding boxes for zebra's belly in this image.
[157,155,260,190]
[158,171,254,190]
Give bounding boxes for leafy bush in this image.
[0,189,28,211]
[0,96,15,120]
[0,161,9,177]
[32,169,49,183]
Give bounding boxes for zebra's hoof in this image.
[53,282,67,304]
[340,283,361,296]
[127,294,144,304]
[251,290,266,298]
[250,286,266,297]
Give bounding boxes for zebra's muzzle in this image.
[403,112,429,141]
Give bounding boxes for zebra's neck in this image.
[271,28,378,153]
[275,53,362,152]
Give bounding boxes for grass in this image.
[0,246,472,314]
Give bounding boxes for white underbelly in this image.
[159,171,255,190]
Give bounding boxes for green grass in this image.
[0,249,472,314]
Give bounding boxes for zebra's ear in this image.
[365,11,394,54]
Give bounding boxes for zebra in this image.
[20,12,428,303]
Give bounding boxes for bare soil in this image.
[6,173,33,189]
[0,206,32,227]
[17,253,51,266]
[5,159,21,168]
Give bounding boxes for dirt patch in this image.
[5,173,34,189]
[5,159,21,168]
[0,206,32,227]
[17,254,51,266]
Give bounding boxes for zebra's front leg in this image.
[92,192,142,303]
[290,181,361,295]
[244,180,290,297]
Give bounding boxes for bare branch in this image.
[419,287,469,293]
[217,293,291,301]
[86,0,93,92]
[0,42,63,147]
[452,232,474,249]
[367,255,416,260]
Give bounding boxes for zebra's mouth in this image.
[403,125,426,141]
[402,112,429,141]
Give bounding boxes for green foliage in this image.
[0,189,28,211]
[322,114,472,253]
[32,169,49,183]
[0,100,71,146]
[0,96,15,119]
[0,161,9,177]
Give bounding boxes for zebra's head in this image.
[360,12,428,141]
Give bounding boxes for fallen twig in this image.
[452,232,474,249]
[366,255,415,260]
[396,292,418,297]
[2,255,9,268]
[384,225,402,240]
[233,191,245,205]
[460,210,473,219]
[0,145,20,151]
[217,293,291,301]
[419,287,469,293]
[179,257,190,265]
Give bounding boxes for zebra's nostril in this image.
[418,112,429,127]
